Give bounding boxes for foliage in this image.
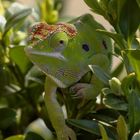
[0,0,140,140]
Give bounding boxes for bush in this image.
[0,0,140,140]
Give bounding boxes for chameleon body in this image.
[25,14,112,140]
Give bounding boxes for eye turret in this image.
[49,32,68,51]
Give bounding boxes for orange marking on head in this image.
[56,23,77,37]
[28,22,77,45]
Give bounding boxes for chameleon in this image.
[25,14,112,140]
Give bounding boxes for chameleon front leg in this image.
[44,77,76,140]
[70,54,110,109]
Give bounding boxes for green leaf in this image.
[117,116,128,140]
[0,65,10,94]
[102,88,113,96]
[67,119,100,136]
[111,62,124,77]
[132,38,140,49]
[3,8,32,36]
[136,0,140,7]
[89,65,111,85]
[108,0,126,23]
[0,131,3,140]
[119,0,140,41]
[121,73,136,96]
[128,91,140,134]
[6,2,29,16]
[10,46,31,74]
[84,0,127,28]
[132,131,140,140]
[0,108,16,129]
[84,0,105,15]
[99,124,109,140]
[109,77,122,96]
[126,49,140,83]
[97,29,126,49]
[103,94,128,111]
[25,132,44,140]
[26,118,55,140]
[25,66,44,86]
[98,0,109,11]
[93,108,120,123]
[101,0,127,26]
[5,135,25,140]
[67,119,117,139]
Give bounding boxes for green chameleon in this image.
[25,14,112,140]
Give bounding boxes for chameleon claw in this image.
[70,83,90,99]
[70,83,87,93]
[71,89,85,99]
[70,83,99,108]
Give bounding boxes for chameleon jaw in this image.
[24,46,68,88]
[25,46,67,61]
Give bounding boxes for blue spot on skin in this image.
[82,44,89,51]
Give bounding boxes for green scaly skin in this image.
[25,14,112,140]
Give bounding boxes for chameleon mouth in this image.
[24,46,67,61]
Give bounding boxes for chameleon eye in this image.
[49,32,68,51]
[59,40,64,44]
[82,43,89,52]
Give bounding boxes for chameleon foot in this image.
[70,83,98,108]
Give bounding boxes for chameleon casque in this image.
[25,14,112,140]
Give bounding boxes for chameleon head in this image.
[25,15,111,88]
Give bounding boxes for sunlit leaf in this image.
[7,2,28,16]
[5,135,25,140]
[0,0,4,15]
[132,131,140,140]
[117,116,128,140]
[99,124,109,140]
[26,118,55,140]
[0,15,6,33]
